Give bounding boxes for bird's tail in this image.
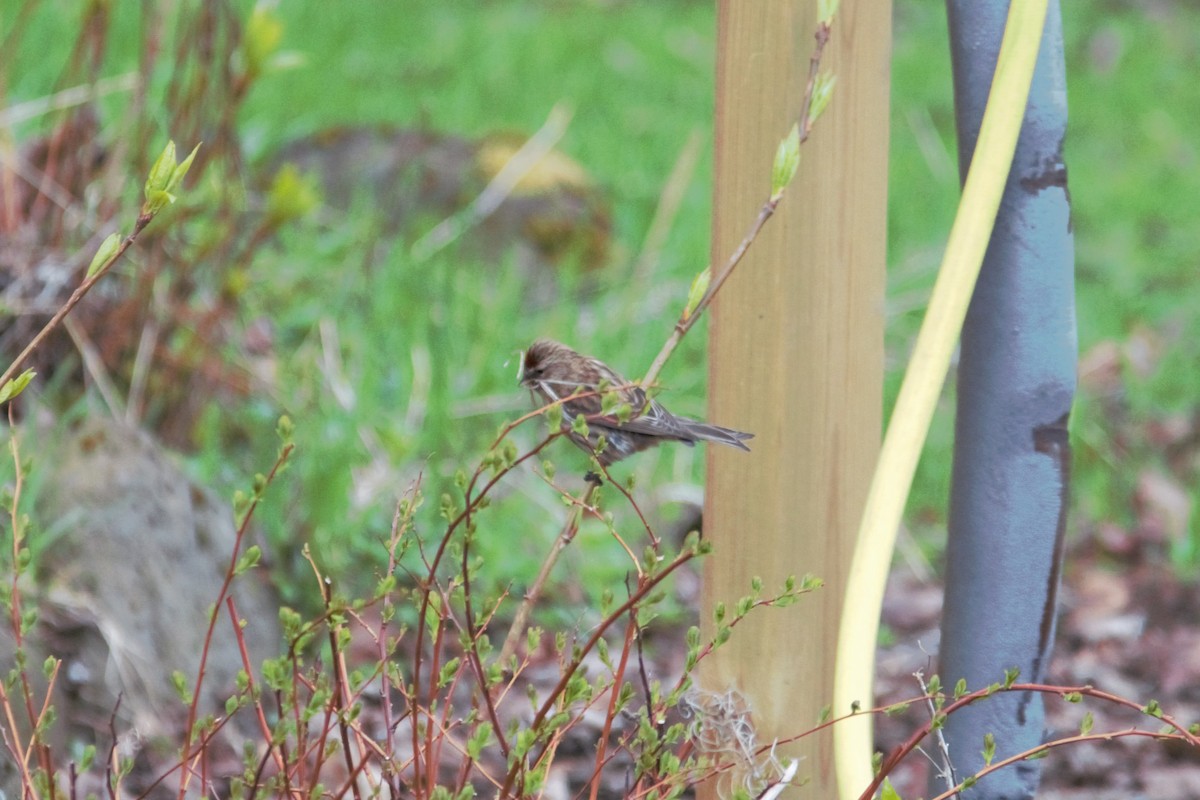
[681,420,754,452]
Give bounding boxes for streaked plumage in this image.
[519,339,753,466]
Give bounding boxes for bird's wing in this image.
[585,399,691,439]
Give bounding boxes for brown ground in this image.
[876,539,1200,799]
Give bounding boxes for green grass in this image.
[218,0,722,599]
[4,0,1200,590]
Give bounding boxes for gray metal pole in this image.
[935,2,1074,797]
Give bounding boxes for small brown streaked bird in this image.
[519,339,753,467]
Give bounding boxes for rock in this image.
[271,125,612,274]
[0,421,282,797]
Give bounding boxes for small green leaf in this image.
[79,744,96,771]
[809,72,837,126]
[770,123,801,200]
[818,0,841,26]
[1003,667,1020,689]
[438,658,460,688]
[171,670,193,704]
[242,6,284,77]
[424,593,442,640]
[953,678,967,700]
[142,188,176,216]
[879,777,902,800]
[234,545,262,575]
[982,731,996,766]
[266,164,320,226]
[1080,711,1094,736]
[0,370,36,404]
[167,143,201,194]
[714,625,731,646]
[142,140,200,215]
[145,140,178,196]
[466,723,491,760]
[87,233,121,279]
[600,389,619,415]
[683,267,710,321]
[571,413,589,437]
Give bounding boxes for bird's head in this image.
[519,339,569,388]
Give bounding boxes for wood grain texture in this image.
[701,1,889,795]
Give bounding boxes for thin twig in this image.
[0,212,152,390]
[224,598,286,777]
[1,415,57,795]
[594,458,659,549]
[104,695,123,800]
[63,316,125,418]
[408,435,555,787]
[497,547,697,797]
[587,615,638,800]
[927,730,1186,800]
[125,312,160,425]
[497,481,597,667]
[459,496,512,762]
[856,681,1200,800]
[641,201,776,388]
[176,443,293,800]
[913,668,957,791]
[325,578,366,800]
[640,20,834,389]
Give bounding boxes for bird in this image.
[518,338,753,468]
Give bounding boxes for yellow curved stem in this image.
[833,1,1050,796]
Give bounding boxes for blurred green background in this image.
[3,0,1198,599]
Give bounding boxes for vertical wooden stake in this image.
[702,2,889,796]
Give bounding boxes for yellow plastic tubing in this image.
[834,1,1050,797]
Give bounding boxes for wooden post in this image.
[702,2,889,795]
